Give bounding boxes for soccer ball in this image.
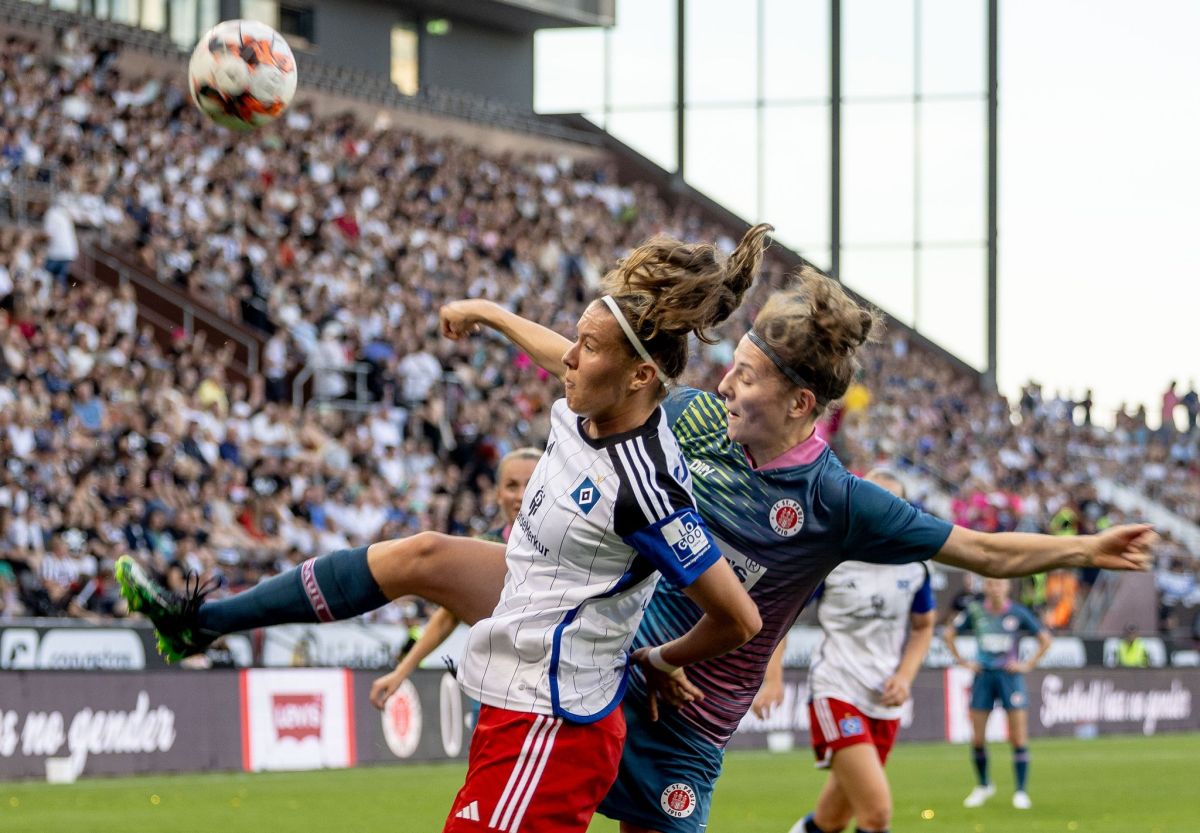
[188,19,297,130]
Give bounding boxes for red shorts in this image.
[443,704,626,833]
[808,697,900,768]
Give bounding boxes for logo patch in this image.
[1002,615,1020,631]
[1009,690,1026,708]
[769,499,805,537]
[381,679,422,758]
[661,515,712,564]
[571,477,600,515]
[838,716,864,737]
[660,783,697,818]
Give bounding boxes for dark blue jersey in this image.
[629,387,953,747]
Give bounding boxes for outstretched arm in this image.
[369,606,460,709]
[440,299,571,380]
[933,524,1156,578]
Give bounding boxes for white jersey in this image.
[459,399,721,723]
[807,560,934,719]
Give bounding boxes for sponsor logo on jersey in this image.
[272,693,323,742]
[688,458,716,479]
[381,679,422,758]
[769,499,805,537]
[838,716,864,737]
[661,515,712,565]
[571,477,600,515]
[527,488,546,516]
[660,783,697,818]
[898,579,911,590]
[1003,615,1020,631]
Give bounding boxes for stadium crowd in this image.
[1,28,1197,639]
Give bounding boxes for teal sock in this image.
[198,546,387,636]
[972,746,989,786]
[1014,746,1029,791]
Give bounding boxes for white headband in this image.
[599,295,669,385]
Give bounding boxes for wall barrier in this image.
[0,668,1196,780]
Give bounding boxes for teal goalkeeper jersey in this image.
[953,599,1044,670]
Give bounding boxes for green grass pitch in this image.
[3,734,1195,832]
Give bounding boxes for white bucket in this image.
[45,758,77,784]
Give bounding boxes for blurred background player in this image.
[751,468,936,833]
[943,576,1052,810]
[368,446,541,710]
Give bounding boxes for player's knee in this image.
[369,531,443,588]
[856,802,891,831]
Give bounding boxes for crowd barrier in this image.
[4,620,1198,672]
[1,667,1196,780]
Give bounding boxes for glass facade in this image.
[536,0,991,370]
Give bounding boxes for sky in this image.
[534,0,1200,428]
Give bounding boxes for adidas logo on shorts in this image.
[454,800,481,821]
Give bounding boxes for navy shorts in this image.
[971,669,1027,711]
[598,699,724,833]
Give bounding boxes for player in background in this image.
[434,267,1156,833]
[943,577,1051,810]
[749,469,936,833]
[368,447,539,711]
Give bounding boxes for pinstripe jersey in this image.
[628,387,953,747]
[809,560,935,719]
[458,398,721,724]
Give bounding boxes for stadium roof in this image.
[396,0,614,32]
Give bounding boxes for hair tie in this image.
[600,296,669,385]
[747,329,829,405]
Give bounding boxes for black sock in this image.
[972,745,989,786]
[1014,745,1029,791]
[198,546,387,636]
[803,814,828,833]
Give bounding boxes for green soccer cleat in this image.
[115,555,217,663]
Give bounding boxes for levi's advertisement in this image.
[240,669,355,771]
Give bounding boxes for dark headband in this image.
[746,329,830,405]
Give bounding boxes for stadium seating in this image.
[0,23,1196,639]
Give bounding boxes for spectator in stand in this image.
[1182,380,1199,435]
[1043,569,1079,632]
[1162,380,1179,434]
[41,194,78,290]
[1115,624,1149,668]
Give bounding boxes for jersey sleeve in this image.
[841,476,953,565]
[661,386,703,429]
[1016,603,1046,634]
[609,428,721,588]
[910,565,935,614]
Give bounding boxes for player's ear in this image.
[788,388,817,420]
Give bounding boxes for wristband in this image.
[647,645,680,674]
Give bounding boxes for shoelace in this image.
[178,570,224,618]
